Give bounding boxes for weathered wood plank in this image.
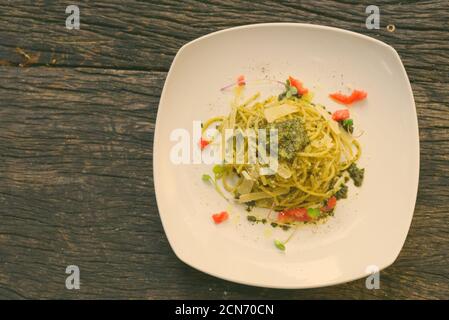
[0,66,448,299]
[0,67,160,298]
[0,1,448,79]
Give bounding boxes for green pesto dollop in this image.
[270,118,309,161]
[348,163,365,187]
[335,184,348,199]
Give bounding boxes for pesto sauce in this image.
[244,201,256,212]
[246,215,267,224]
[348,163,365,187]
[269,118,309,161]
[335,184,348,199]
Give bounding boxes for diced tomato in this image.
[321,196,337,212]
[237,75,246,86]
[277,211,290,222]
[329,89,367,105]
[327,196,337,209]
[290,208,310,221]
[288,76,309,95]
[278,207,310,222]
[212,211,229,224]
[332,109,350,121]
[199,138,210,150]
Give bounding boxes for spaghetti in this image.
[202,77,364,223]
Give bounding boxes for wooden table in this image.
[0,1,448,299]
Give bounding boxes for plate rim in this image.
[153,23,420,289]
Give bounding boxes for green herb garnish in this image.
[202,174,212,182]
[213,164,225,178]
[201,173,227,200]
[307,208,320,219]
[278,80,300,100]
[274,240,286,251]
[341,119,354,133]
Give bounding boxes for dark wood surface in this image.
[0,0,448,299]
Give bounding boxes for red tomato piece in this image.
[279,208,310,222]
[332,109,350,121]
[290,208,310,221]
[277,211,290,222]
[329,89,367,105]
[237,75,246,86]
[212,211,229,224]
[350,89,368,102]
[327,196,337,209]
[321,196,337,212]
[199,138,210,150]
[288,76,309,95]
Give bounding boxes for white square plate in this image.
[153,23,419,288]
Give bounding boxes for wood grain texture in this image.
[0,0,448,299]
